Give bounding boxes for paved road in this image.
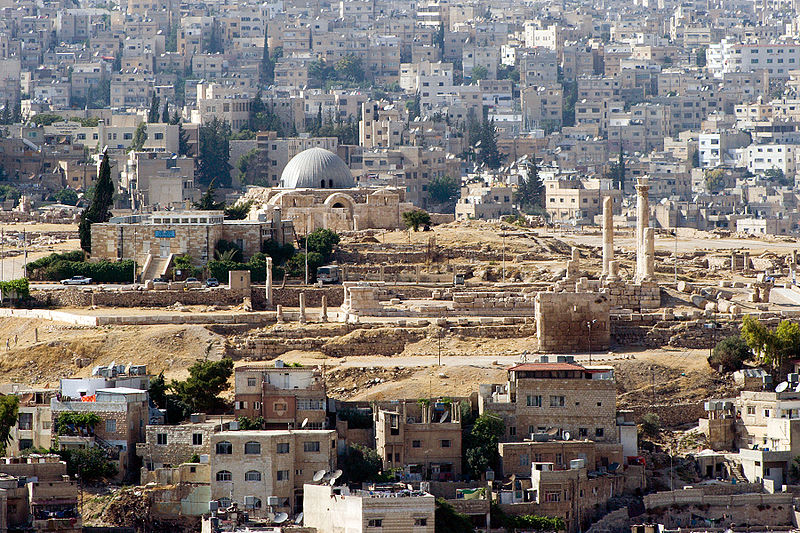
[329,352,632,368]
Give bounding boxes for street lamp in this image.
[587,319,597,364]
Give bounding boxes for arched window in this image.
[215,441,232,455]
[329,179,333,188]
[245,470,262,481]
[216,470,232,481]
[320,179,326,188]
[244,441,261,455]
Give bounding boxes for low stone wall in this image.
[642,489,793,528]
[585,507,629,533]
[628,402,706,428]
[610,315,740,348]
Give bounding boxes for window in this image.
[526,395,542,407]
[747,406,755,415]
[247,377,257,387]
[276,470,290,481]
[18,413,32,430]
[579,428,588,437]
[550,395,565,408]
[193,433,203,446]
[245,470,262,481]
[509,426,516,436]
[412,440,421,448]
[368,519,383,527]
[245,441,261,454]
[106,419,117,433]
[304,441,320,452]
[441,439,451,448]
[157,433,167,445]
[414,518,428,526]
[218,497,231,508]
[216,470,232,481]
[216,441,233,455]
[595,428,604,437]
[277,442,290,454]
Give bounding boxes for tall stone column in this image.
[635,178,650,281]
[602,196,614,277]
[320,295,328,322]
[644,227,655,280]
[299,292,306,323]
[265,257,273,308]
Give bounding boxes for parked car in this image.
[317,265,340,284]
[152,277,168,283]
[61,276,92,285]
[206,278,219,287]
[185,277,198,283]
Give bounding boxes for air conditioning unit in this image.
[229,421,239,431]
[267,496,281,507]
[209,501,219,512]
[244,496,256,508]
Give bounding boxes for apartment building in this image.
[374,399,463,480]
[233,362,328,431]
[360,101,403,148]
[479,361,620,444]
[455,184,514,220]
[210,429,336,514]
[543,176,622,224]
[136,419,219,482]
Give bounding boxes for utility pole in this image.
[587,319,596,364]
[501,232,506,282]
[22,229,27,278]
[674,226,678,287]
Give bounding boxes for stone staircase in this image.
[141,254,172,281]
[731,463,747,483]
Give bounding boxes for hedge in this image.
[0,278,29,299]
[40,259,135,283]
[27,250,85,273]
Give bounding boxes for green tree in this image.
[249,92,283,135]
[334,54,365,83]
[428,175,461,205]
[237,416,265,430]
[194,183,225,211]
[53,188,79,206]
[197,118,231,188]
[30,114,64,126]
[640,413,661,437]
[479,119,502,170]
[79,150,115,253]
[691,149,700,168]
[704,168,726,193]
[464,414,505,478]
[471,65,488,82]
[260,30,275,85]
[613,147,626,191]
[697,47,707,67]
[149,372,168,409]
[402,209,431,231]
[341,444,383,483]
[224,199,254,220]
[406,93,421,120]
[304,228,340,260]
[515,156,544,211]
[709,336,753,372]
[161,101,170,124]
[765,167,791,186]
[169,358,234,414]
[177,122,190,156]
[57,447,117,482]
[148,94,160,123]
[740,316,800,372]
[562,80,577,127]
[0,395,19,456]
[130,122,147,151]
[435,499,475,533]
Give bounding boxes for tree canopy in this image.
[402,209,431,231]
[464,413,505,478]
[0,395,19,456]
[79,150,114,253]
[515,157,544,212]
[169,358,234,414]
[428,175,461,206]
[740,315,800,372]
[197,118,232,188]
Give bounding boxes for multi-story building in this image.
[233,362,328,430]
[303,483,436,533]
[210,429,336,514]
[543,176,622,224]
[374,399,463,481]
[455,184,514,220]
[360,101,403,148]
[136,418,219,482]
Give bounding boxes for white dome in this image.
[279,148,355,189]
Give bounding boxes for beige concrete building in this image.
[4,388,55,456]
[455,184,514,220]
[544,177,622,224]
[233,363,328,430]
[210,429,336,514]
[303,483,435,533]
[136,420,218,482]
[480,361,618,444]
[374,399,462,481]
[499,439,624,478]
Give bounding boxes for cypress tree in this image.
[79,150,115,253]
[161,101,170,124]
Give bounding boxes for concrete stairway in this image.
[141,255,171,281]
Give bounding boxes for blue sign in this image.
[154,230,176,238]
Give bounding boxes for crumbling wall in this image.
[535,292,610,353]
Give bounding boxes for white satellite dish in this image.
[274,512,289,524]
[331,469,343,480]
[312,470,326,482]
[563,431,571,441]
[301,418,309,428]
[295,512,304,525]
[329,477,336,486]
[777,381,789,393]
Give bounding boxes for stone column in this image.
[608,260,620,280]
[265,257,273,308]
[299,292,306,323]
[635,178,650,281]
[320,295,328,322]
[276,304,284,322]
[602,196,614,277]
[380,264,385,282]
[644,227,655,280]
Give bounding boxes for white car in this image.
[61,275,92,285]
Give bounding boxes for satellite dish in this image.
[777,381,789,393]
[322,472,333,481]
[329,477,336,485]
[312,470,326,482]
[331,469,343,480]
[295,512,304,525]
[563,431,571,441]
[274,512,289,524]
[301,418,309,428]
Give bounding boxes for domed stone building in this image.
[243,148,413,233]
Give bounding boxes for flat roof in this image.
[508,363,585,372]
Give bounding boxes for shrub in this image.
[640,413,661,437]
[708,335,753,372]
[0,278,29,299]
[41,259,135,283]
[57,447,117,482]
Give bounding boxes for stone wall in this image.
[610,314,740,348]
[535,292,610,353]
[641,490,792,528]
[628,402,706,428]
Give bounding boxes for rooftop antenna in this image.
[312,470,327,482]
[274,512,289,525]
